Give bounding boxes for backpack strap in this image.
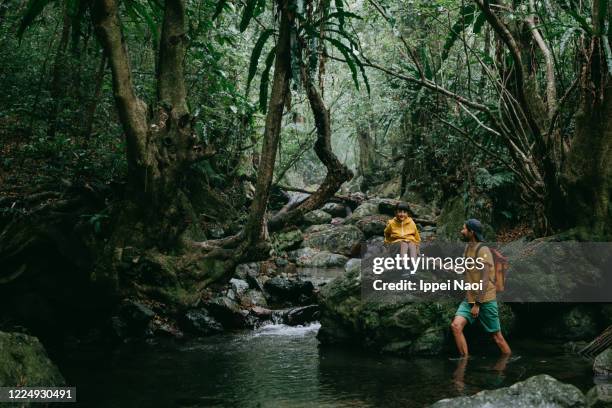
[474,243,496,284]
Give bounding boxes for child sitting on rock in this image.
[384,202,421,258]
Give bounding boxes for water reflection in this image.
[59,324,595,408]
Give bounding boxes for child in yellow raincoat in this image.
[384,202,421,258]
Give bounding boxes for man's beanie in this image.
[465,218,485,242]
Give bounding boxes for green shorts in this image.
[455,300,501,333]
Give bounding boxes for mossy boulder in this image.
[367,176,402,199]
[303,210,332,225]
[287,247,348,268]
[271,228,304,252]
[302,225,364,256]
[0,332,64,387]
[594,348,612,377]
[317,257,516,355]
[586,384,612,407]
[430,374,585,408]
[317,266,455,355]
[345,201,380,223]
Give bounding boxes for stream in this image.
[59,322,598,408]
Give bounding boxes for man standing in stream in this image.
[450,219,511,356]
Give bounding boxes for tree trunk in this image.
[561,1,612,237]
[91,0,212,251]
[357,123,373,180]
[241,0,292,256]
[47,3,71,139]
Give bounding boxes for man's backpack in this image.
[474,244,509,292]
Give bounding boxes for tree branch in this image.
[91,0,148,169]
[158,0,188,113]
[267,65,353,231]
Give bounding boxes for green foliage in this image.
[239,0,258,32]
[82,211,110,235]
[124,0,161,42]
[440,4,485,67]
[246,29,275,92]
[17,0,54,39]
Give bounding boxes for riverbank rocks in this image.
[303,210,332,225]
[302,225,364,256]
[430,374,585,407]
[594,348,612,377]
[110,299,156,339]
[0,331,64,387]
[205,296,252,329]
[181,309,223,336]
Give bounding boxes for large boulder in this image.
[205,296,252,329]
[302,225,364,256]
[181,308,224,336]
[277,305,320,326]
[430,374,585,407]
[263,276,315,306]
[0,332,64,387]
[368,176,402,199]
[345,201,380,223]
[356,215,388,238]
[500,238,609,303]
[317,266,455,355]
[317,262,515,355]
[303,210,332,225]
[594,348,612,377]
[586,384,612,407]
[110,299,156,339]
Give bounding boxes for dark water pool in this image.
[59,323,599,408]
